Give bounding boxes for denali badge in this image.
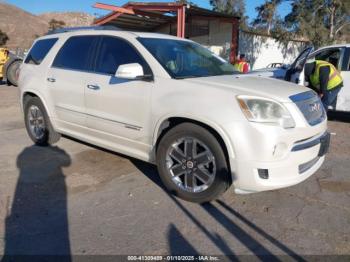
[309,102,321,112]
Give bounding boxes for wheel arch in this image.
[22,90,51,117]
[153,115,235,178]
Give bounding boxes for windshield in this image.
[138,37,239,79]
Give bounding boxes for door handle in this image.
[47,77,56,83]
[87,84,100,90]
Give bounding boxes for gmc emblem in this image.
[309,102,321,112]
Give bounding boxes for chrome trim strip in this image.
[292,132,329,152]
[55,105,142,131]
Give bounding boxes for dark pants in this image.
[321,87,341,110]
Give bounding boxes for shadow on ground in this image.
[328,111,350,123]
[1,137,308,259]
[2,145,71,262]
[133,160,305,260]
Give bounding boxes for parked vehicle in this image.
[0,47,23,86]
[18,27,329,203]
[250,44,350,112]
[0,48,9,82]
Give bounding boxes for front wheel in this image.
[24,97,61,146]
[156,123,231,203]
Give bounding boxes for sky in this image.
[3,0,292,21]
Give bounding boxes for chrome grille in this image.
[289,91,326,126]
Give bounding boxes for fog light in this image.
[258,169,269,179]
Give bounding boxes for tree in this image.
[48,19,66,32]
[176,0,195,4]
[210,0,248,28]
[0,30,9,46]
[284,0,350,47]
[252,0,283,35]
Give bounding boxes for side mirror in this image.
[115,63,152,81]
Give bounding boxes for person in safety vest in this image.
[304,59,343,110]
[233,54,250,73]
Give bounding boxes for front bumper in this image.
[223,119,328,194]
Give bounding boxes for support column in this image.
[230,18,239,64]
[177,5,186,38]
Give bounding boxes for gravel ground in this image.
[0,84,349,258]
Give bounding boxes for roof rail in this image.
[47,25,122,35]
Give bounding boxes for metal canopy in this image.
[93,2,239,38]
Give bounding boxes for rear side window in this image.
[52,36,98,71]
[25,38,58,65]
[94,36,149,75]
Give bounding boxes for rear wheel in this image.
[6,60,21,86]
[24,97,61,146]
[156,123,231,203]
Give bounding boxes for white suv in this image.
[19,27,329,203]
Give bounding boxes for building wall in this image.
[155,21,306,70]
[190,20,233,60]
[155,20,234,59]
[239,31,306,69]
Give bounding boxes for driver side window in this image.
[94,36,149,75]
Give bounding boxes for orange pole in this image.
[177,5,186,38]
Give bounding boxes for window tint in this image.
[95,36,148,75]
[315,48,342,69]
[25,38,58,65]
[52,36,98,71]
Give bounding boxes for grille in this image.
[289,91,326,126]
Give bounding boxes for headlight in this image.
[237,96,295,128]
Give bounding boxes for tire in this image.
[156,123,231,203]
[24,97,61,146]
[6,60,21,86]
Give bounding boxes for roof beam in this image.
[94,12,124,25]
[94,3,135,14]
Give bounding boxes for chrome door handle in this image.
[87,84,100,90]
[47,78,56,83]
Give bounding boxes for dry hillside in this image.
[0,2,95,50]
[39,12,95,28]
[0,2,48,49]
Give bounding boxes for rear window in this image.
[24,38,58,65]
[52,35,98,71]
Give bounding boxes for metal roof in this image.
[94,2,239,32]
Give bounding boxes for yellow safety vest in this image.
[310,60,343,90]
[234,61,248,73]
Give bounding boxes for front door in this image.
[85,36,153,154]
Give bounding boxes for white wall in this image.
[155,22,306,70]
[239,31,306,69]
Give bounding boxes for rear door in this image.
[335,47,350,111]
[48,35,99,128]
[85,36,153,151]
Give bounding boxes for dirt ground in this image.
[0,83,349,258]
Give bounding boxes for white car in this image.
[250,44,350,111]
[18,27,329,203]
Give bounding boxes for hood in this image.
[248,67,288,79]
[185,74,309,103]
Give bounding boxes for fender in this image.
[152,113,237,161]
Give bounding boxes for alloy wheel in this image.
[165,137,216,193]
[27,105,45,140]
